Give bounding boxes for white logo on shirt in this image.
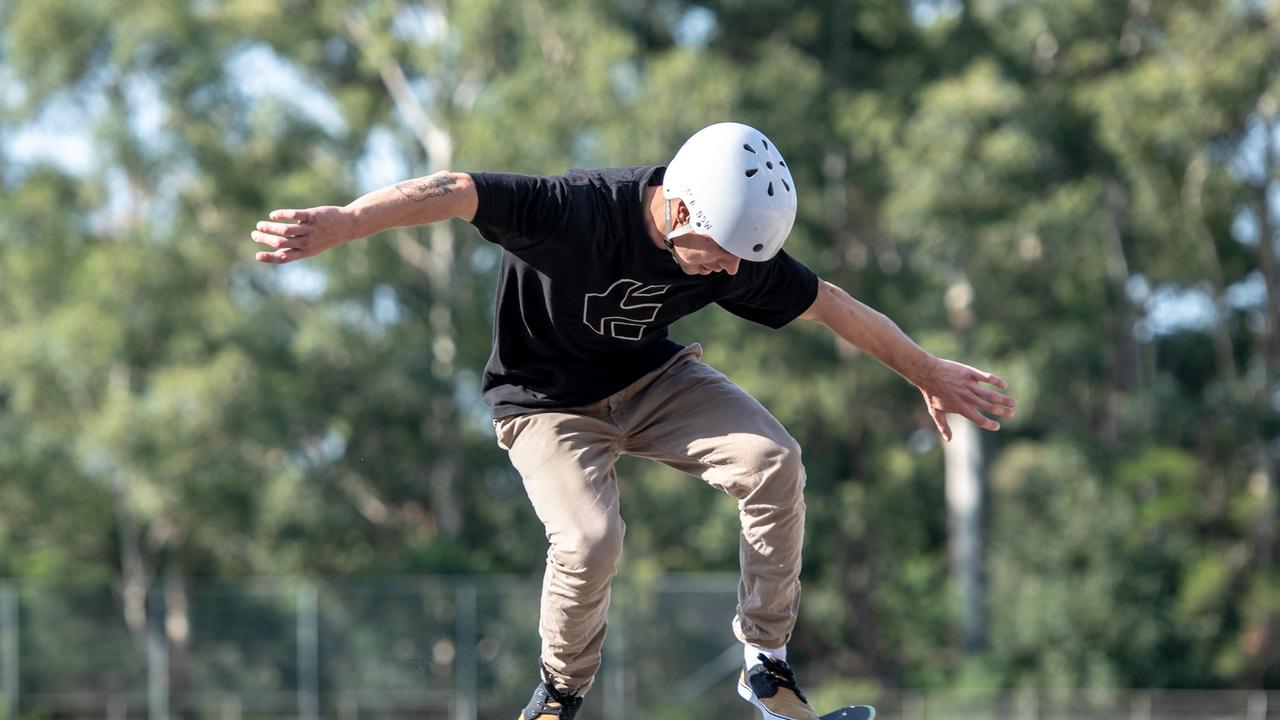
[583,279,670,341]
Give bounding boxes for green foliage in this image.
[0,0,1277,706]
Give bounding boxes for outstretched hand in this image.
[917,358,1016,442]
[251,206,356,264]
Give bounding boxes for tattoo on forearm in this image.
[396,173,457,202]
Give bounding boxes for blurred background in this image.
[0,0,1277,718]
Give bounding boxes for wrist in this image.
[340,204,366,242]
[907,351,941,389]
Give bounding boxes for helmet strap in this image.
[662,197,679,262]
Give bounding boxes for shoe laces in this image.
[756,654,809,704]
[538,663,583,715]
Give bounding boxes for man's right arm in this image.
[251,171,478,264]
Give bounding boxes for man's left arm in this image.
[797,279,1016,442]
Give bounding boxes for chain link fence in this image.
[0,575,1274,720]
[0,573,747,720]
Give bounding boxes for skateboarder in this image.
[251,122,1016,720]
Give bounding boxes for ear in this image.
[674,199,692,227]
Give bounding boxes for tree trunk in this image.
[1245,108,1278,687]
[164,577,195,719]
[345,6,464,538]
[1101,182,1140,444]
[1182,152,1239,387]
[116,496,149,646]
[944,415,985,651]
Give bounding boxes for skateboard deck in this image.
[820,706,876,720]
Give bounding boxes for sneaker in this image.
[518,663,584,720]
[737,653,818,720]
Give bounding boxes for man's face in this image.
[664,199,742,276]
[669,233,742,276]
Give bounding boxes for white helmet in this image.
[663,122,797,262]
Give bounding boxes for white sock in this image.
[744,643,786,668]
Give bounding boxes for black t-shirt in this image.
[468,166,819,418]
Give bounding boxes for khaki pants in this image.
[493,344,806,695]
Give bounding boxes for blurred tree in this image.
[0,0,1277,710]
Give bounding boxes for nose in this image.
[721,255,741,275]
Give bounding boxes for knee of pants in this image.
[549,516,626,574]
[733,434,806,500]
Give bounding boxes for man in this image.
[251,123,1016,720]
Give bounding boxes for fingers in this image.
[976,371,1008,390]
[255,248,308,264]
[252,217,311,249]
[933,405,997,437]
[938,390,1004,432]
[269,208,312,223]
[962,408,1001,432]
[256,220,309,238]
[252,209,328,262]
[967,368,1016,422]
[924,363,1016,436]
[960,389,1006,430]
[975,385,1016,408]
[251,230,307,250]
[972,387,1017,418]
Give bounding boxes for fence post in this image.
[147,587,169,720]
[0,583,17,720]
[297,584,320,720]
[454,581,477,720]
[1247,691,1267,720]
[603,595,625,720]
[1133,691,1152,720]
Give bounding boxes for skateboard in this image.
[820,706,876,720]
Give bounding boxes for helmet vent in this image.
[766,161,773,169]
[779,159,786,167]
[745,168,759,178]
[767,182,775,196]
[743,144,757,154]
[753,243,764,252]
[761,139,770,151]
[781,178,791,192]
